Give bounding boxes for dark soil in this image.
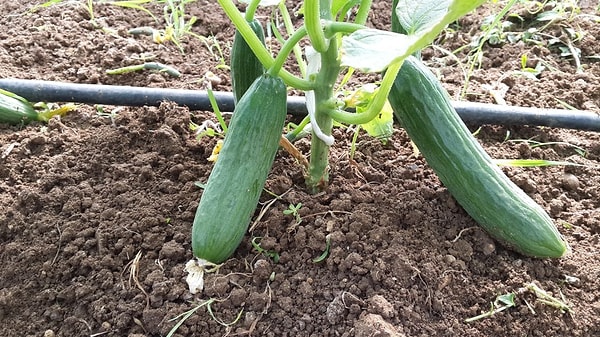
[1,1,600,337]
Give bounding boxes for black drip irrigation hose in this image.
[1,78,599,132]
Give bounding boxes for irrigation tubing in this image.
[1,78,599,132]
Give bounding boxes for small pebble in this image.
[562,173,580,190]
[482,242,496,255]
[253,259,272,281]
[205,71,222,87]
[101,321,111,331]
[443,254,456,264]
[44,330,55,337]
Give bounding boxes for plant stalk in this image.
[354,0,373,25]
[327,59,402,125]
[305,0,329,53]
[245,0,261,20]
[306,0,339,193]
[270,27,308,76]
[278,1,307,77]
[216,0,313,90]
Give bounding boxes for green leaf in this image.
[332,0,361,18]
[495,293,516,307]
[312,234,331,263]
[346,84,393,143]
[341,29,415,72]
[238,0,280,6]
[109,0,157,21]
[341,0,486,72]
[396,0,452,34]
[362,101,393,144]
[494,159,584,167]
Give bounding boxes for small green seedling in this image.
[465,292,516,322]
[190,34,230,70]
[166,298,243,337]
[189,78,229,140]
[107,0,157,21]
[534,0,581,26]
[494,159,584,167]
[189,121,219,139]
[516,53,546,80]
[524,282,573,315]
[95,105,122,126]
[29,0,63,12]
[561,221,574,230]
[466,282,573,323]
[283,203,303,225]
[106,62,181,77]
[160,0,201,53]
[507,139,588,157]
[312,234,331,263]
[460,0,519,97]
[251,237,280,263]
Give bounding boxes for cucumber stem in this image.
[269,26,308,77]
[306,13,339,193]
[354,0,373,25]
[245,0,261,21]
[327,60,402,125]
[217,0,314,91]
[305,0,329,53]
[323,21,364,37]
[278,1,307,77]
[285,115,311,142]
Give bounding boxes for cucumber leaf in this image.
[396,0,451,35]
[362,101,393,144]
[345,84,393,143]
[341,30,416,73]
[341,0,486,72]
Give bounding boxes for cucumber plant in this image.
[220,0,486,192]
[190,0,569,267]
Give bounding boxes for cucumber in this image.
[0,89,39,124]
[231,18,266,103]
[192,74,287,263]
[0,89,74,125]
[388,57,568,258]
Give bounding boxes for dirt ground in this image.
[1,1,599,336]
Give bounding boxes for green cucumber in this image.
[231,19,266,103]
[0,89,39,124]
[0,89,73,125]
[388,57,568,258]
[192,74,287,263]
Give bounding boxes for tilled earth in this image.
[0,1,599,337]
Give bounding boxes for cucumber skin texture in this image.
[231,19,265,103]
[388,57,568,258]
[192,74,287,263]
[0,91,38,124]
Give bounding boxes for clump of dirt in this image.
[1,1,599,337]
